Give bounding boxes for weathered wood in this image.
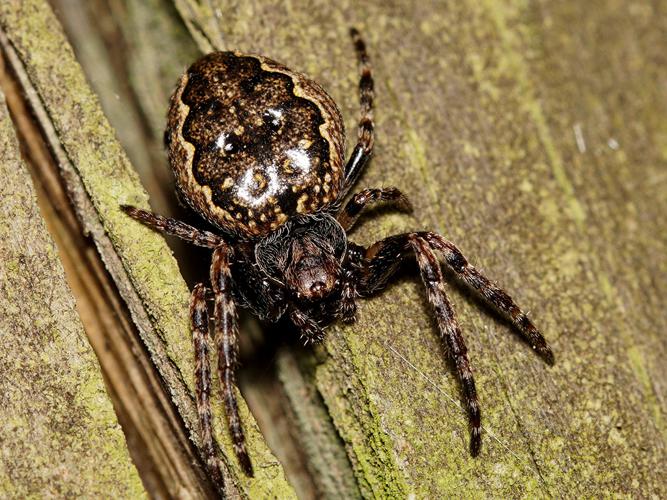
[0,28,223,499]
[169,1,667,497]
[0,86,144,496]
[50,0,200,216]
[50,1,361,496]
[0,1,294,497]
[4,0,665,497]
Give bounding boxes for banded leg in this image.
[360,233,413,294]
[360,232,553,364]
[290,308,325,345]
[338,243,365,322]
[357,231,555,454]
[121,205,224,248]
[336,187,413,231]
[341,28,375,197]
[210,245,253,476]
[422,233,554,364]
[359,234,481,454]
[190,284,224,485]
[409,236,482,455]
[339,278,358,323]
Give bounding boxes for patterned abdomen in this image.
[167,52,346,239]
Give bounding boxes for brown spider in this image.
[122,28,554,481]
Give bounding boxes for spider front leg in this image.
[121,205,224,248]
[341,28,375,197]
[336,187,413,231]
[337,243,366,322]
[361,232,553,364]
[423,233,554,364]
[290,308,325,345]
[359,233,482,455]
[190,283,224,485]
[210,245,254,476]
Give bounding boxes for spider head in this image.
[285,235,339,300]
[255,214,347,302]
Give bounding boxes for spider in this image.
[121,28,554,481]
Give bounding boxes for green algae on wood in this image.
[275,350,364,498]
[0,91,144,498]
[172,0,667,497]
[0,1,294,497]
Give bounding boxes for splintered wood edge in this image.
[0,1,294,498]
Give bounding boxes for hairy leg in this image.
[409,236,482,455]
[360,231,553,364]
[338,278,358,323]
[337,243,365,322]
[121,205,224,248]
[357,231,555,454]
[210,245,253,476]
[337,187,412,231]
[422,233,554,364]
[290,308,325,345]
[360,233,412,294]
[358,233,482,454]
[340,28,375,198]
[190,284,224,485]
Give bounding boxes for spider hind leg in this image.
[121,205,224,248]
[190,284,225,485]
[340,28,376,198]
[336,187,412,231]
[357,231,554,455]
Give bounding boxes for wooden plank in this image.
[170,0,667,497]
[0,87,144,497]
[0,1,295,497]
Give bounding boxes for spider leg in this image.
[339,278,358,323]
[340,28,375,198]
[121,205,224,248]
[290,308,325,345]
[336,187,413,231]
[338,243,365,322]
[422,233,554,365]
[360,231,554,364]
[210,245,253,476]
[359,233,481,455]
[359,234,412,294]
[190,283,225,485]
[410,236,482,455]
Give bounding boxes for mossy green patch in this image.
[0,83,144,496]
[1,0,295,496]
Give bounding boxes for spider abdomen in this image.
[167,52,346,238]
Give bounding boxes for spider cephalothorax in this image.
[122,29,554,484]
[255,213,347,303]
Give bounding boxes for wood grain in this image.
[0,83,143,497]
[169,0,666,497]
[2,0,665,497]
[1,1,293,497]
